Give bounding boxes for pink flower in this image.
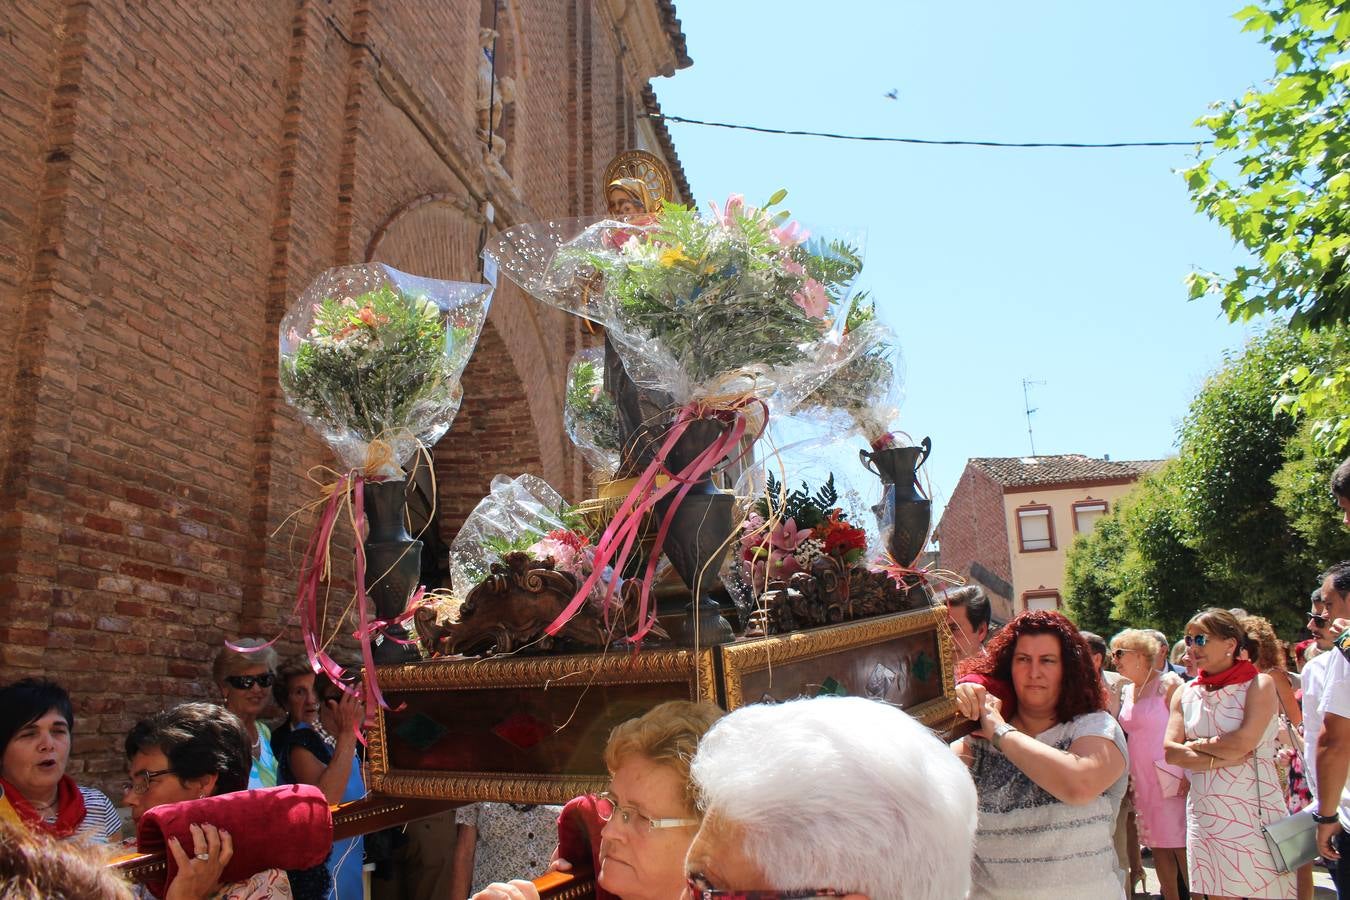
[710,194,745,226]
[781,258,805,277]
[769,518,813,553]
[773,221,809,247]
[791,278,829,318]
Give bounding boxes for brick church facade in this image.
[0,0,691,794]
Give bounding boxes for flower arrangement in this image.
[278,264,491,474]
[741,472,870,587]
[564,191,864,399]
[563,347,621,474]
[798,298,903,451]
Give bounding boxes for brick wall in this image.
[935,465,1014,621]
[0,0,685,797]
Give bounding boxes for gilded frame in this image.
[367,648,717,803]
[716,606,962,732]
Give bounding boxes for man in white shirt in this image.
[1311,561,1350,892]
[1302,587,1336,795]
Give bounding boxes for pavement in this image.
[1137,854,1337,897]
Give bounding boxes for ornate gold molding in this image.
[719,608,946,710]
[370,771,609,806]
[375,647,717,695]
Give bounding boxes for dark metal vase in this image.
[860,437,933,568]
[362,478,422,664]
[653,418,735,647]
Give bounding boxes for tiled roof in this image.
[969,454,1164,488]
[642,86,694,206]
[656,0,693,69]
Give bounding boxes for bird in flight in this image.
[884,88,899,100]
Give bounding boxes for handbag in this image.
[1253,732,1318,874]
[1261,808,1319,874]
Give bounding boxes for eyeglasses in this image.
[595,792,698,832]
[122,768,175,795]
[224,673,275,690]
[685,875,846,899]
[1183,634,1210,647]
[1310,613,1329,628]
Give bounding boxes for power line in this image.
[642,112,1209,149]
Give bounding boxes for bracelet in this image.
[991,722,1017,752]
[1313,810,1341,825]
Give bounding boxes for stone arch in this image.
[364,196,560,586]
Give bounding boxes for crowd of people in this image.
[1,460,1349,898]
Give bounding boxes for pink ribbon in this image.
[228,471,409,737]
[546,399,763,646]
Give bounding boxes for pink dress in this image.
[1118,676,1187,849]
[1181,678,1295,899]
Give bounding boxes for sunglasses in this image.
[1310,613,1329,628]
[685,876,845,899]
[1111,648,1130,660]
[1183,634,1210,647]
[224,673,275,690]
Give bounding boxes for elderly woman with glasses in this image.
[1164,607,1292,900]
[1111,628,1188,899]
[211,640,279,789]
[471,700,723,900]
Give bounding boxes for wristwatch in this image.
[1312,810,1341,825]
[991,722,1018,751]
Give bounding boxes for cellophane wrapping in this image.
[483,195,868,415]
[279,263,492,475]
[796,308,905,450]
[448,474,616,608]
[563,347,621,476]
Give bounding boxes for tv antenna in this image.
[1022,378,1045,456]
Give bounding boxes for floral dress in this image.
[1181,678,1295,898]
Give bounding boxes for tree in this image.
[1063,511,1127,637]
[1184,1,1350,451]
[1064,326,1350,636]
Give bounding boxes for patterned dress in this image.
[1181,678,1295,898]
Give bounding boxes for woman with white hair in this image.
[683,695,976,900]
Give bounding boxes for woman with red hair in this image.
[951,610,1128,898]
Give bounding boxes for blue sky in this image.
[652,1,1277,520]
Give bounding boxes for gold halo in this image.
[602,150,675,209]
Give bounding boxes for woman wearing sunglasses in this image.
[1110,629,1188,899]
[471,700,723,900]
[211,640,279,789]
[1164,607,1293,899]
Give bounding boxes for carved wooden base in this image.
[750,556,932,635]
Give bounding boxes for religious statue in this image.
[476,27,516,158]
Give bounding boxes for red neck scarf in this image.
[1195,659,1258,692]
[0,774,87,838]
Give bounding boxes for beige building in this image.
[937,455,1162,620]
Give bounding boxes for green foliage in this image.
[1065,325,1349,638]
[1063,510,1129,637]
[564,357,621,453]
[281,285,457,442]
[754,470,839,530]
[1183,0,1350,451]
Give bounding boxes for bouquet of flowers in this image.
[797,298,904,451]
[449,474,616,609]
[484,194,870,642]
[279,264,492,476]
[741,471,870,589]
[563,347,621,476]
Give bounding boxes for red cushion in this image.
[135,784,332,898]
[556,794,620,900]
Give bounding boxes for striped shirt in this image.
[40,786,124,843]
